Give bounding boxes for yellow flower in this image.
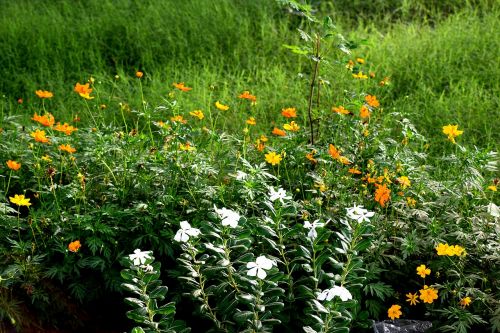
[30,129,50,144]
[487,185,497,192]
[215,101,229,111]
[356,57,365,64]
[416,264,431,278]
[398,176,411,189]
[306,150,317,164]
[265,152,282,166]
[53,122,78,135]
[406,197,417,207]
[246,117,256,126]
[41,155,52,163]
[68,240,82,253]
[189,110,204,120]
[352,71,368,79]
[345,60,354,71]
[387,305,402,320]
[283,121,299,131]
[9,194,31,207]
[179,142,195,151]
[442,125,463,144]
[135,71,144,78]
[6,160,21,171]
[435,243,449,256]
[35,90,54,99]
[328,144,351,165]
[406,293,419,306]
[419,285,438,304]
[314,182,327,192]
[459,297,471,308]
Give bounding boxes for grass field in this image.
[0,0,499,332]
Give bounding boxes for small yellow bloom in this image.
[179,142,195,151]
[265,151,282,166]
[416,264,431,278]
[406,197,417,207]
[398,176,411,189]
[283,121,299,131]
[30,129,50,144]
[406,293,419,306]
[352,71,368,79]
[170,115,187,124]
[487,185,497,192]
[74,82,94,100]
[442,125,463,144]
[135,71,144,78]
[215,101,229,111]
[35,90,54,99]
[6,160,21,171]
[41,155,52,163]
[387,305,402,320]
[356,57,365,64]
[189,110,204,120]
[246,117,256,126]
[332,105,351,115]
[419,285,438,304]
[9,194,31,207]
[459,297,471,308]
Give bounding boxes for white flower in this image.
[487,203,499,218]
[303,220,324,240]
[174,221,201,242]
[214,205,240,228]
[317,286,352,302]
[129,249,152,266]
[268,187,291,204]
[346,204,375,223]
[234,170,249,181]
[246,255,274,279]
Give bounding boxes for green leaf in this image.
[149,286,168,300]
[126,307,148,323]
[131,327,146,333]
[233,310,253,323]
[155,302,176,316]
[124,297,144,309]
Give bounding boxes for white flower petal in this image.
[179,220,191,230]
[247,267,258,277]
[256,256,273,270]
[256,268,267,279]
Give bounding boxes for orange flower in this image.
[238,91,256,102]
[332,106,351,115]
[255,139,265,152]
[348,166,362,175]
[459,297,471,308]
[419,285,438,304]
[74,82,94,99]
[68,240,81,253]
[35,90,54,99]
[281,107,297,118]
[246,117,256,125]
[365,95,380,108]
[374,184,391,207]
[359,105,371,119]
[32,113,55,127]
[306,150,317,164]
[346,60,355,71]
[170,115,187,124]
[30,129,50,143]
[6,160,21,171]
[272,127,286,136]
[58,144,76,154]
[53,122,78,135]
[387,305,402,320]
[328,144,351,165]
[135,71,144,78]
[173,82,192,92]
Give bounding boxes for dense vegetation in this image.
[0,0,498,332]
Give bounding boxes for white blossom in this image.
[268,187,291,204]
[246,255,274,279]
[303,220,325,240]
[234,171,248,181]
[346,204,375,223]
[214,205,240,228]
[129,249,152,266]
[174,221,201,242]
[317,286,352,302]
[487,203,499,218]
